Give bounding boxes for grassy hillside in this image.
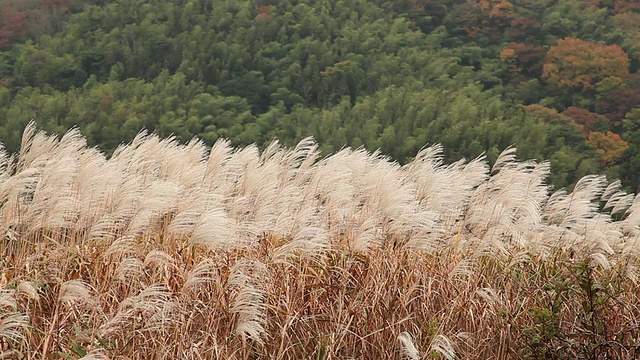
[1,125,639,359]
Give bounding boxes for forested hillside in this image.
[0,0,639,190]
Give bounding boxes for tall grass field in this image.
[1,123,639,359]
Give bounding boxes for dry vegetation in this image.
[1,123,640,359]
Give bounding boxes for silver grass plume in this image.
[0,290,16,311]
[0,291,28,343]
[128,180,182,236]
[271,225,330,264]
[58,279,94,307]
[16,281,40,301]
[115,257,147,286]
[78,350,111,360]
[466,147,550,248]
[431,334,456,360]
[228,259,268,345]
[100,284,172,336]
[0,313,29,344]
[183,259,217,292]
[404,144,487,233]
[398,332,419,360]
[144,250,176,284]
[191,208,243,251]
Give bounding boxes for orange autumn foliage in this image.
[542,37,629,91]
[586,131,629,167]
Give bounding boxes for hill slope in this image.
[1,0,640,189]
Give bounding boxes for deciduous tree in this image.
[0,7,28,48]
[561,107,610,134]
[586,131,629,167]
[543,37,629,91]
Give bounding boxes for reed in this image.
[1,123,639,359]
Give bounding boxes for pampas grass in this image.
[1,123,640,358]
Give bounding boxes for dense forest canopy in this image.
[0,0,639,190]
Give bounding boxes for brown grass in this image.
[1,123,640,359]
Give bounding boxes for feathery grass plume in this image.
[404,144,487,228]
[144,249,175,270]
[601,179,622,201]
[142,298,180,334]
[601,180,635,216]
[103,235,137,260]
[127,180,182,236]
[16,281,40,301]
[491,146,518,175]
[449,258,476,282]
[0,143,8,175]
[400,209,441,252]
[204,139,245,200]
[115,257,147,286]
[305,150,357,237]
[287,136,319,186]
[165,204,204,236]
[15,127,87,231]
[25,155,79,231]
[350,217,382,253]
[430,334,456,360]
[182,258,217,292]
[620,194,640,236]
[351,152,404,219]
[330,148,417,249]
[204,138,233,178]
[545,175,608,227]
[130,284,173,313]
[235,143,297,235]
[0,313,29,344]
[98,307,134,338]
[101,284,172,336]
[103,175,143,233]
[466,148,550,248]
[229,259,267,345]
[508,250,531,268]
[0,290,25,349]
[623,260,639,284]
[160,137,208,184]
[144,250,176,284]
[269,187,314,234]
[78,350,111,360]
[58,279,93,306]
[398,331,419,360]
[230,144,260,191]
[475,287,503,308]
[190,208,243,251]
[0,290,16,311]
[87,214,118,243]
[16,121,56,171]
[5,124,640,358]
[607,193,635,216]
[271,225,329,264]
[74,154,119,229]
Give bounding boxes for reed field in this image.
[1,123,639,359]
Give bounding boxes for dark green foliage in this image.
[0,0,638,189]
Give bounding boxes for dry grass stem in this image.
[1,124,640,358]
